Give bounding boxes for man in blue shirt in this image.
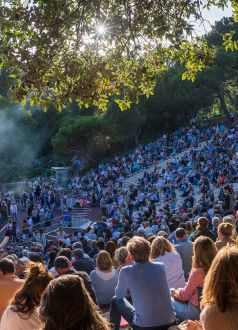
[110,237,175,329]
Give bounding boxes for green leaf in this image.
[9,74,17,79]
[182,72,187,80]
[30,99,35,106]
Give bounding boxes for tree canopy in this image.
[0,0,237,111]
[0,16,238,180]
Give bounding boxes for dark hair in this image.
[11,262,52,317]
[121,236,130,246]
[196,217,209,232]
[178,222,187,229]
[47,251,57,270]
[27,252,42,263]
[105,241,117,260]
[54,256,70,270]
[96,240,105,251]
[223,184,232,193]
[73,248,84,259]
[0,258,15,275]
[57,248,72,261]
[40,275,110,330]
[175,228,186,239]
[72,242,82,250]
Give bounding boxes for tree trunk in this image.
[217,90,231,119]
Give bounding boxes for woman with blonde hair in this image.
[171,236,217,321]
[215,222,236,251]
[185,245,238,330]
[40,275,110,330]
[114,247,129,271]
[90,251,118,307]
[150,237,185,289]
[200,245,238,329]
[105,240,119,269]
[0,262,53,330]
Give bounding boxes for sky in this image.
[197,2,233,35]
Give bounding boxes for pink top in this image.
[178,268,205,306]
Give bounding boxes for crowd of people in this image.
[0,121,238,329]
[0,227,238,329]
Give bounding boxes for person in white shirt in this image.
[27,217,33,231]
[10,202,17,221]
[150,237,185,289]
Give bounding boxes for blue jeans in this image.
[110,297,175,330]
[171,298,200,321]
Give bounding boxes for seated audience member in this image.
[189,218,215,242]
[88,240,98,259]
[175,228,193,279]
[105,241,119,269]
[121,236,130,247]
[171,236,217,321]
[114,247,129,271]
[150,237,185,289]
[49,248,73,276]
[15,257,30,279]
[110,237,176,330]
[223,185,235,216]
[54,256,97,305]
[211,216,221,239]
[0,262,52,330]
[215,222,236,251]
[186,245,238,330]
[0,258,24,318]
[90,251,118,307]
[223,215,238,239]
[39,275,110,330]
[200,245,238,329]
[73,248,95,275]
[169,223,187,245]
[27,252,42,263]
[57,247,72,261]
[47,251,58,276]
